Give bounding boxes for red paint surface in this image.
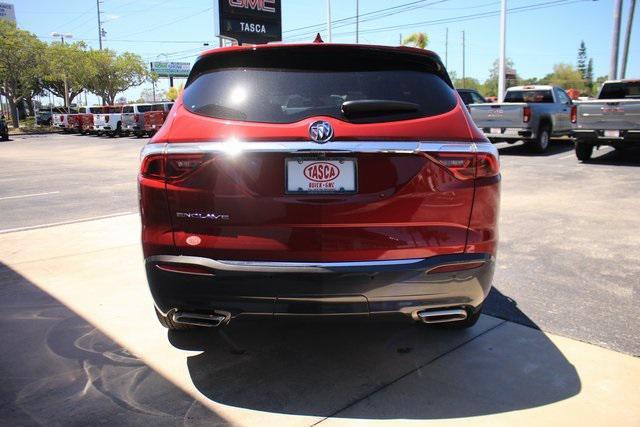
[139,43,499,262]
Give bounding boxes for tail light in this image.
[134,114,140,122]
[105,115,110,123]
[427,261,486,274]
[570,105,577,123]
[431,144,500,180]
[523,106,531,123]
[140,152,207,181]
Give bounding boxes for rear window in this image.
[123,106,134,113]
[504,90,553,103]
[137,105,154,113]
[599,81,640,99]
[183,47,455,124]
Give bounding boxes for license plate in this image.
[286,158,356,194]
[604,130,620,137]
[504,128,520,135]
[490,128,502,134]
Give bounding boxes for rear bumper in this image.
[572,130,640,145]
[482,128,533,140]
[145,253,495,322]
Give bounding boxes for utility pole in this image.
[51,33,73,112]
[621,0,636,79]
[498,0,507,102]
[355,0,359,44]
[326,0,332,42]
[399,33,402,45]
[445,28,448,68]
[609,0,623,80]
[462,31,466,88]
[97,0,103,50]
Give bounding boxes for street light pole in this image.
[97,0,103,50]
[620,0,636,79]
[498,0,507,102]
[326,0,332,42]
[51,32,73,113]
[609,0,623,80]
[355,0,359,44]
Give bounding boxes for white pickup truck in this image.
[572,79,640,161]
[469,85,575,152]
[93,105,124,137]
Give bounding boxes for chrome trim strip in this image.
[147,253,492,274]
[214,258,425,269]
[140,140,497,159]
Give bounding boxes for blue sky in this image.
[13,0,640,105]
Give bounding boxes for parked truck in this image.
[469,85,574,152]
[141,102,174,137]
[572,79,640,161]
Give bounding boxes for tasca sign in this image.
[150,62,191,77]
[215,0,282,45]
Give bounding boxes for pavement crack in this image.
[311,319,508,426]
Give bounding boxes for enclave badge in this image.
[308,120,334,143]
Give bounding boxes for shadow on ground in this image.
[170,289,581,420]
[586,147,640,166]
[497,139,574,156]
[0,262,222,425]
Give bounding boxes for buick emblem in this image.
[309,121,333,143]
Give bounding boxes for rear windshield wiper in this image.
[341,100,420,117]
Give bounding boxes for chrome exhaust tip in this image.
[417,308,468,324]
[172,310,230,327]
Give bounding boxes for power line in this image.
[292,0,590,41]
[283,0,453,37]
[109,7,213,39]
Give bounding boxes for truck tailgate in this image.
[575,100,640,130]
[469,103,526,128]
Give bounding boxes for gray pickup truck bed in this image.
[469,85,573,153]
[572,79,640,161]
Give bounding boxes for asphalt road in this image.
[1,133,639,355]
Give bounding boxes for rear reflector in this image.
[427,261,485,274]
[155,263,215,276]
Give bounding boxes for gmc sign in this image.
[215,0,281,45]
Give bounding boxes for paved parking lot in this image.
[1,134,639,425]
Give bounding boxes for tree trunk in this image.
[7,98,19,128]
[26,97,35,116]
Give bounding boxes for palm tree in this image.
[402,32,429,49]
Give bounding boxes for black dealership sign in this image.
[215,0,282,45]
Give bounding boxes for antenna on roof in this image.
[313,33,324,43]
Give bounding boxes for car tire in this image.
[154,307,195,330]
[1,133,8,141]
[575,140,593,162]
[531,123,550,153]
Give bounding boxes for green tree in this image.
[483,58,517,97]
[86,50,147,105]
[577,40,588,79]
[543,63,585,91]
[43,41,92,109]
[585,58,594,95]
[402,32,429,49]
[0,21,46,127]
[166,83,184,101]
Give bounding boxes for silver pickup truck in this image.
[469,85,574,152]
[572,79,640,161]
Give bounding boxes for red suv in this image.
[139,43,500,331]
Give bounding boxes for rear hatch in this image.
[157,45,481,262]
[469,103,526,129]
